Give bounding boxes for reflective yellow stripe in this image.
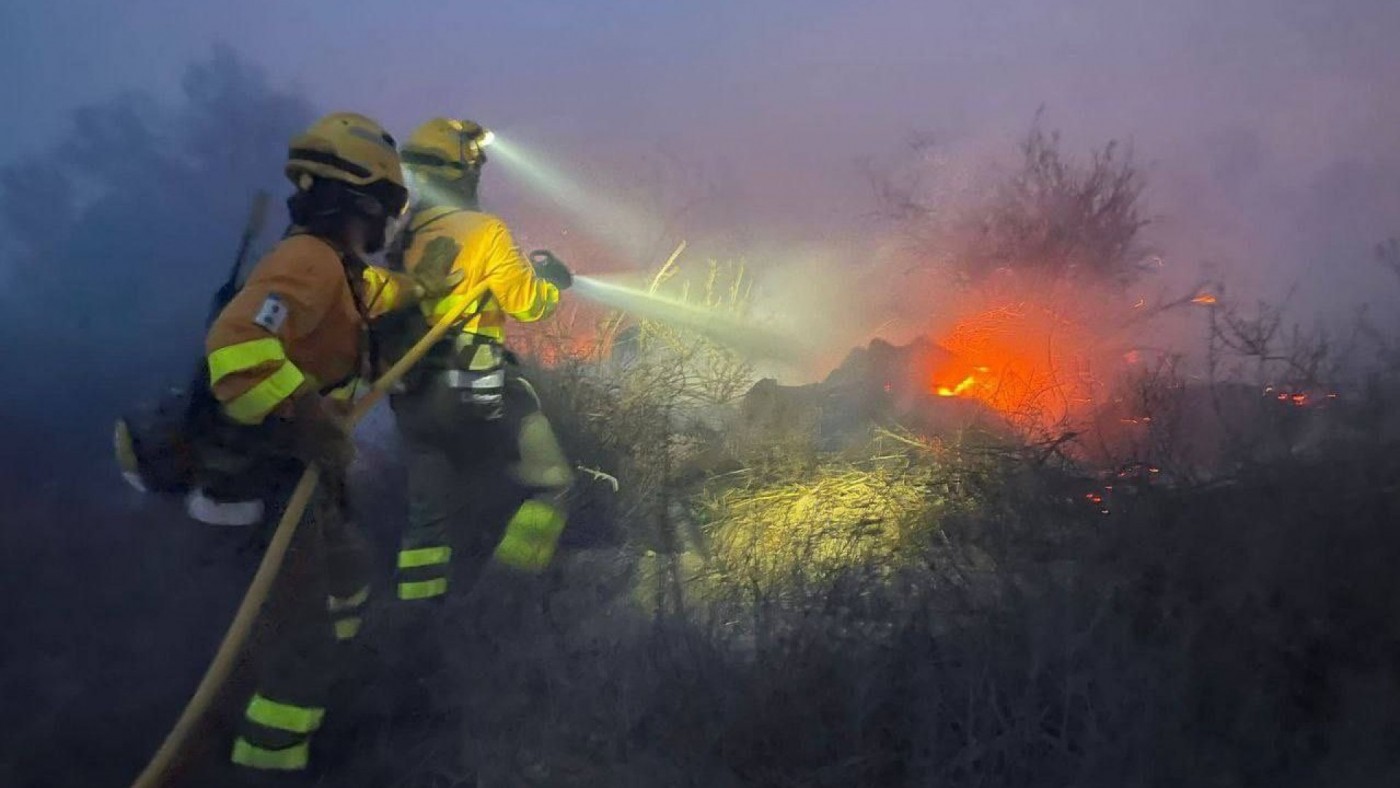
[397,546,452,569]
[397,578,448,600]
[507,287,559,322]
[334,617,362,641]
[245,693,325,734]
[429,293,484,324]
[231,738,309,771]
[208,338,287,384]
[327,586,369,613]
[492,500,566,574]
[223,362,306,425]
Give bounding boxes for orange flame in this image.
[1191,292,1218,305]
[924,293,1108,431]
[937,374,978,397]
[915,276,1132,436]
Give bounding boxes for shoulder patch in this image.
[417,236,462,283]
[253,293,289,334]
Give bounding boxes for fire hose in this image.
[130,280,492,788]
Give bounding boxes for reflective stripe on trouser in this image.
[231,693,323,771]
[324,511,373,640]
[398,545,452,600]
[232,738,310,771]
[493,498,566,573]
[328,585,369,641]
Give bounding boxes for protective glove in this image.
[291,394,356,473]
[410,236,466,301]
[529,250,573,290]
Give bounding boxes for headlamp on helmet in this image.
[402,118,493,182]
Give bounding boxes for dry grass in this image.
[704,462,936,581]
[693,434,984,597]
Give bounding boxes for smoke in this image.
[4,0,1397,402]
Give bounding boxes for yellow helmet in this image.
[286,112,406,191]
[401,118,493,181]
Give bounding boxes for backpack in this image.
[113,193,269,496]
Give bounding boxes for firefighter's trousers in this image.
[389,370,572,606]
[199,420,373,773]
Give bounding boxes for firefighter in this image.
[202,111,456,774]
[386,118,574,613]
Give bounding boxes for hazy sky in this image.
[5,0,1399,325]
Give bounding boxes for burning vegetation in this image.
[918,277,1128,438]
[861,115,1182,457]
[477,151,1400,782]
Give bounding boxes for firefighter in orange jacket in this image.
[201,112,455,774]
[386,118,574,613]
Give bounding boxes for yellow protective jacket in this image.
[205,233,411,425]
[401,206,559,343]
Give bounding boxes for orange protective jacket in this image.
[400,206,559,344]
[205,233,410,425]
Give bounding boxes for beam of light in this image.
[473,135,824,368]
[487,136,662,259]
[572,274,813,364]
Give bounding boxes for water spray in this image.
[570,273,811,364]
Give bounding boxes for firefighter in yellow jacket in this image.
[386,118,574,613]
[201,112,456,774]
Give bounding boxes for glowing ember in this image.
[937,374,978,397]
[1191,292,1218,305]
